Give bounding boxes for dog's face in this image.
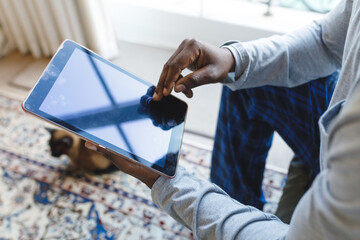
[46,128,74,157]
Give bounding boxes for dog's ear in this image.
[61,136,73,148]
[49,136,73,157]
[45,127,56,135]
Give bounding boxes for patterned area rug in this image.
[0,94,286,239]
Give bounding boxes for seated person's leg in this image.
[211,86,274,210]
[273,72,338,222]
[274,156,315,224]
[263,73,338,179]
[211,71,339,211]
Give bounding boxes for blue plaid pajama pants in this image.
[211,72,339,209]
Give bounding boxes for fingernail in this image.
[175,84,186,92]
[163,88,169,96]
[85,143,97,151]
[185,91,193,98]
[153,92,158,99]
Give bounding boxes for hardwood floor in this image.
[0,51,49,99]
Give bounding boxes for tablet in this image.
[22,39,187,178]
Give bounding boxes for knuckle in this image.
[166,60,181,73]
[182,38,192,45]
[165,60,174,68]
[162,62,170,70]
[180,38,200,50]
[188,38,201,49]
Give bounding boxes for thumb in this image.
[85,142,107,155]
[85,142,117,162]
[85,142,98,151]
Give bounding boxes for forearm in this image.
[151,167,288,240]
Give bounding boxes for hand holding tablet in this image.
[22,40,188,178]
[84,141,160,188]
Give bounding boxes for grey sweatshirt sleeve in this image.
[286,82,360,239]
[151,167,288,239]
[222,0,351,91]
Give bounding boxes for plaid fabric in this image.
[211,72,339,209]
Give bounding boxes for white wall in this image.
[108,0,322,50]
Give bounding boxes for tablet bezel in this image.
[22,39,187,178]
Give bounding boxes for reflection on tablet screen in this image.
[39,48,185,166]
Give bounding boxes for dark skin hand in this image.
[153,38,235,101]
[85,142,160,189]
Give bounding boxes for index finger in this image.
[163,44,201,96]
[154,39,200,100]
[153,40,189,101]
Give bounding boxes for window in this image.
[266,0,341,13]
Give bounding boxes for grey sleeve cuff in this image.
[220,40,250,89]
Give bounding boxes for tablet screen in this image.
[23,40,187,177]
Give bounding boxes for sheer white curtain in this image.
[0,0,118,59]
[0,25,7,57]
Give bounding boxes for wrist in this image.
[139,174,161,189]
[222,47,235,73]
[221,45,240,79]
